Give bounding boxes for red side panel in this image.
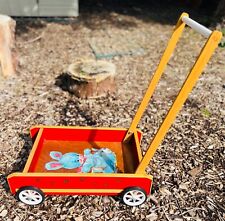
[30,127,41,139]
[8,174,152,195]
[42,128,127,142]
[30,126,142,143]
[28,135,45,172]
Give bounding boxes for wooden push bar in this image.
[123,13,188,142]
[181,16,212,38]
[123,13,222,173]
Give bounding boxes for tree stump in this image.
[0,15,17,77]
[66,60,116,98]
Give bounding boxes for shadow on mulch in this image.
[55,73,84,96]
[15,18,46,35]
[0,133,33,192]
[59,98,97,126]
[15,17,78,36]
[14,0,220,36]
[77,0,218,30]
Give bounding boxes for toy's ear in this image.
[45,161,63,170]
[84,148,91,156]
[50,151,63,160]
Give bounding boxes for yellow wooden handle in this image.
[121,12,222,173]
[135,30,222,173]
[123,12,188,142]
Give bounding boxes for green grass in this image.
[201,108,211,117]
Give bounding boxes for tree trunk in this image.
[65,60,117,98]
[0,15,17,77]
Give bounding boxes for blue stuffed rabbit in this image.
[45,151,82,170]
[45,148,117,173]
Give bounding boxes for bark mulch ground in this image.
[0,1,224,220]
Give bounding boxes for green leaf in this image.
[221,28,225,36]
[201,108,211,117]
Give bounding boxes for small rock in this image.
[102,196,110,204]
[188,166,202,177]
[159,187,172,196]
[207,144,214,149]
[92,211,103,218]
[60,215,67,220]
[149,195,158,205]
[140,214,145,219]
[131,207,136,213]
[146,212,158,220]
[57,207,61,214]
[69,206,75,214]
[92,197,99,205]
[0,205,5,212]
[14,216,20,221]
[179,183,188,190]
[62,207,67,212]
[74,216,83,221]
[0,209,8,217]
[188,209,197,217]
[108,211,114,218]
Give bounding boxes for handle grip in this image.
[182,16,212,38]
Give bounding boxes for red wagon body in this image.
[8,126,153,204]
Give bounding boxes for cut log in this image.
[66,60,117,98]
[0,15,17,77]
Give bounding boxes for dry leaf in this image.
[179,182,189,190]
[75,216,83,221]
[188,166,202,177]
[159,187,172,196]
[146,212,158,220]
[149,195,159,205]
[0,210,7,217]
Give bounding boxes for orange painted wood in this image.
[32,140,125,173]
[26,126,143,174]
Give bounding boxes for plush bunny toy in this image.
[45,148,117,173]
[45,151,83,170]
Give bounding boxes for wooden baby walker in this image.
[7,13,222,206]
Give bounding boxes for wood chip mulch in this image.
[0,2,224,221]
